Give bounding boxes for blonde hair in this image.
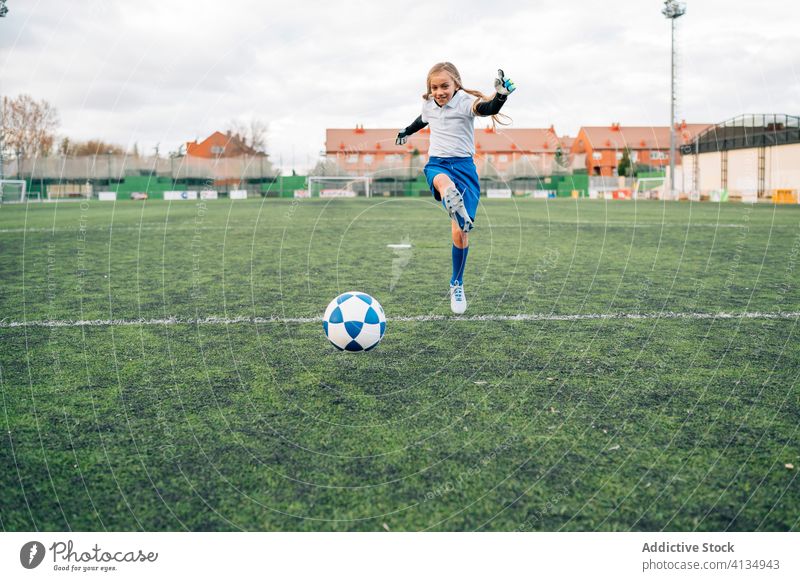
[423,62,511,128]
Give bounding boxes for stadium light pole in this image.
[107,150,112,186]
[662,0,686,199]
[0,2,7,177]
[0,98,4,180]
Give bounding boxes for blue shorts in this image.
[424,156,480,229]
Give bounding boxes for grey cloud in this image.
[2,0,798,172]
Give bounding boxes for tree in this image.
[309,157,341,176]
[227,117,268,153]
[57,139,125,156]
[1,94,60,157]
[618,147,633,178]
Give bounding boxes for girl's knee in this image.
[433,173,453,191]
[451,227,469,248]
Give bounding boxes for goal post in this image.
[634,177,667,200]
[307,176,371,198]
[0,179,27,203]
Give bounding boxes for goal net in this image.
[634,177,667,200]
[0,179,27,203]
[307,176,371,198]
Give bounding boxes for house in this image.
[571,122,711,176]
[186,131,265,158]
[324,125,569,177]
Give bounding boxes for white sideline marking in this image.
[1,311,798,329]
[0,222,757,234]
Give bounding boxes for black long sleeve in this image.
[402,116,428,136]
[475,92,508,116]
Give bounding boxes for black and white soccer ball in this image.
[322,291,386,352]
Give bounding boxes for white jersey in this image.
[421,90,478,158]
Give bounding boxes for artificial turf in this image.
[1,197,798,531]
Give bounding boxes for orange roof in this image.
[186,131,261,158]
[474,127,562,153]
[326,126,564,154]
[576,123,712,150]
[326,128,427,154]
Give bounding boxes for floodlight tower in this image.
[0,0,6,179]
[662,0,686,199]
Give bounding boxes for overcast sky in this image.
[1,0,799,173]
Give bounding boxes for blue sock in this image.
[451,244,469,286]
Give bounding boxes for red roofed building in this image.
[571,122,711,176]
[325,125,569,177]
[186,131,265,158]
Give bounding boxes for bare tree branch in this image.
[227,117,268,153]
[1,94,60,157]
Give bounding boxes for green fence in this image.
[20,173,597,200]
[556,174,589,197]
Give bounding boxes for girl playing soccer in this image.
[396,62,515,314]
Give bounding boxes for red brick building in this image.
[571,122,710,176]
[325,125,568,176]
[186,131,265,158]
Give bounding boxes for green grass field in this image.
[1,197,799,531]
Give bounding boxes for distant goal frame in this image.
[307,176,371,198]
[634,177,668,200]
[0,179,27,204]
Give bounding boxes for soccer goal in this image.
[307,176,371,198]
[0,179,27,203]
[634,177,667,200]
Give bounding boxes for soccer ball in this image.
[322,291,386,352]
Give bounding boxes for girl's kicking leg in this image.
[432,173,473,232]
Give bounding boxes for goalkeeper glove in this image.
[494,69,516,96]
[395,131,408,146]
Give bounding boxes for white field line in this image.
[0,222,756,234]
[1,311,799,329]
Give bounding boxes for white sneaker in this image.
[450,283,467,314]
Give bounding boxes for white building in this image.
[681,114,800,201]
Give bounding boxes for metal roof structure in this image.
[680,114,800,154]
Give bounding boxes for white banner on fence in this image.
[164,191,198,201]
[320,189,357,198]
[229,190,248,200]
[200,190,218,200]
[98,192,116,201]
[294,189,310,198]
[486,189,512,199]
